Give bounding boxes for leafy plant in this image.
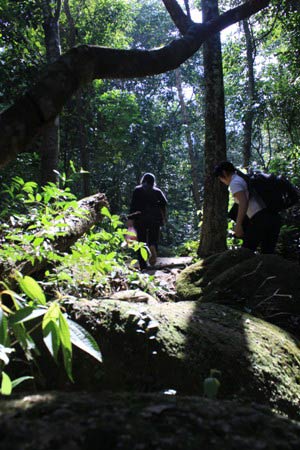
[0,274,102,395]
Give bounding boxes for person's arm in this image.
[158,190,167,225]
[233,190,248,238]
[128,188,141,227]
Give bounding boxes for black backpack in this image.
[237,170,299,213]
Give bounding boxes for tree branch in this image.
[0,0,270,168]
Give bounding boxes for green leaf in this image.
[11,322,36,354]
[11,376,34,389]
[140,247,148,261]
[9,306,46,325]
[101,206,112,219]
[1,371,12,395]
[58,312,73,382]
[67,318,102,363]
[18,276,46,305]
[0,309,8,346]
[43,321,60,362]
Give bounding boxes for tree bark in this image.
[0,192,108,281]
[175,68,201,210]
[198,0,228,257]
[40,0,62,185]
[242,19,256,169]
[0,0,270,168]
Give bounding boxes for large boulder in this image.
[176,249,254,301]
[1,392,300,450]
[202,253,300,337]
[176,250,300,338]
[58,299,300,418]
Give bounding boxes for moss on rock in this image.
[203,254,300,337]
[176,249,255,301]
[62,299,300,418]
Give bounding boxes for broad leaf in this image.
[101,206,111,219]
[9,306,46,325]
[58,312,73,382]
[140,247,148,261]
[0,309,8,346]
[1,371,12,395]
[67,318,102,363]
[18,276,46,305]
[43,321,60,362]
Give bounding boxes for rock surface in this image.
[1,392,300,450]
[176,250,300,337]
[54,299,300,418]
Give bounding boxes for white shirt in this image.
[229,173,265,219]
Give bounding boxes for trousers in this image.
[135,220,160,269]
[242,209,281,253]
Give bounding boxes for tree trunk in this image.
[0,192,108,281]
[242,19,255,169]
[40,0,62,185]
[175,68,201,210]
[198,0,228,257]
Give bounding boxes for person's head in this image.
[141,172,155,188]
[213,161,236,185]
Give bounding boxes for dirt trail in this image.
[145,256,193,301]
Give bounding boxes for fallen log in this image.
[0,192,108,281]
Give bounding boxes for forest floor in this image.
[144,256,193,301]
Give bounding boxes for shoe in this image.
[149,245,157,266]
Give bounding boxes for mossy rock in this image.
[1,391,300,450]
[58,299,300,418]
[176,249,254,301]
[203,254,300,337]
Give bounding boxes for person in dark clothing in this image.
[128,173,167,269]
[214,161,281,253]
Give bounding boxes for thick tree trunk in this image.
[242,19,255,169]
[175,68,201,210]
[0,0,270,168]
[0,192,108,281]
[40,0,62,185]
[198,0,228,257]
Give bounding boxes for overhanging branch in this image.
[0,0,270,168]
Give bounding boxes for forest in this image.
[0,0,300,448]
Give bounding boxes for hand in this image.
[234,224,244,238]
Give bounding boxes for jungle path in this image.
[144,256,193,301]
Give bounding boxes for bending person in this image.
[214,161,281,253]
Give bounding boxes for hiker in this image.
[213,161,282,253]
[128,172,167,269]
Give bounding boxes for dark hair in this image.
[213,161,236,177]
[141,172,155,187]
